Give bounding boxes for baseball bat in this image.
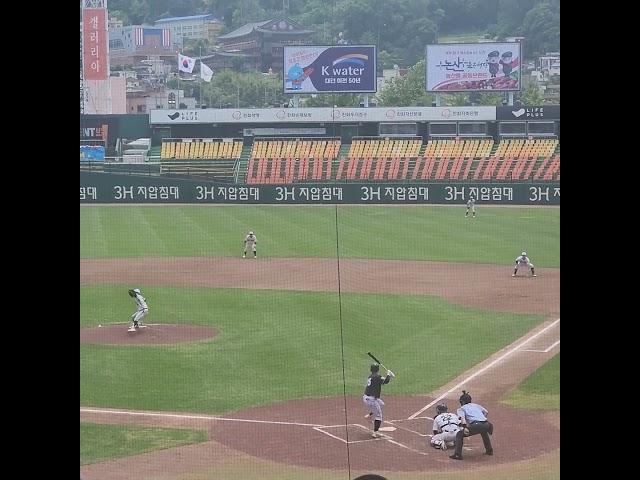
[367,352,390,372]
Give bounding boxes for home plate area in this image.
[210,395,558,471]
[313,419,478,456]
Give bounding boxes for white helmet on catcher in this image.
[521,251,527,256]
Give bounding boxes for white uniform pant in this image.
[246,243,256,252]
[516,261,534,272]
[431,427,461,448]
[132,308,148,325]
[362,395,384,421]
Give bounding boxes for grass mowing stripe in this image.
[81,206,559,266]
[80,422,207,465]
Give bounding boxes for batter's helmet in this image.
[249,231,254,235]
[370,363,380,373]
[133,288,141,294]
[459,390,472,405]
[521,251,527,256]
[436,403,448,414]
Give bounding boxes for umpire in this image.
[449,390,494,460]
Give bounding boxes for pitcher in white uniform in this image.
[127,288,148,332]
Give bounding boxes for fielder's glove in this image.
[128,289,136,297]
[386,370,395,378]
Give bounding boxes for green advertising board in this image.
[80,172,559,205]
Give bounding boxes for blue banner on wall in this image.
[80,145,105,162]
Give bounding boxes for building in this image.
[84,76,127,114]
[538,52,560,78]
[376,65,408,94]
[108,17,123,29]
[109,25,178,67]
[154,14,223,46]
[211,18,313,72]
[127,88,195,114]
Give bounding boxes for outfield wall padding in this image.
[80,172,559,205]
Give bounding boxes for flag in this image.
[178,53,195,73]
[200,61,213,82]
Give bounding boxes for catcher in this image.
[430,403,463,450]
[127,288,148,332]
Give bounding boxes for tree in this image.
[196,70,287,108]
[519,85,544,105]
[378,60,434,107]
[183,39,211,57]
[520,0,560,57]
[302,93,361,107]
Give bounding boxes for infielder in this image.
[513,251,536,277]
[243,231,257,259]
[430,403,463,450]
[127,288,148,332]
[465,197,476,218]
[362,363,395,437]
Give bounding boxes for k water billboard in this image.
[284,45,377,93]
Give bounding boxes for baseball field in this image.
[80,205,560,480]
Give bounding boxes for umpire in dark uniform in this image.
[449,390,494,460]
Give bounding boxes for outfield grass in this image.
[80,422,207,465]
[81,285,542,413]
[501,353,559,410]
[80,205,559,267]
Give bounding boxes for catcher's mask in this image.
[436,403,448,415]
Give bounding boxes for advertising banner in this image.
[80,145,105,162]
[426,43,522,92]
[497,105,560,120]
[80,172,559,205]
[149,106,496,124]
[283,45,376,93]
[82,8,108,80]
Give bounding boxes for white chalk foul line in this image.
[313,427,347,444]
[522,340,560,353]
[384,438,429,456]
[385,420,428,437]
[80,407,323,427]
[408,318,560,420]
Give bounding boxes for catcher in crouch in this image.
[127,288,148,332]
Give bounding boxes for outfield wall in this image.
[80,172,559,205]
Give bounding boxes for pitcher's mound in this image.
[80,324,219,345]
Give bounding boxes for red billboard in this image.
[82,8,108,80]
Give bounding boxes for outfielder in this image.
[243,231,257,259]
[362,363,395,437]
[127,288,148,332]
[465,197,476,218]
[430,403,463,450]
[513,251,536,277]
